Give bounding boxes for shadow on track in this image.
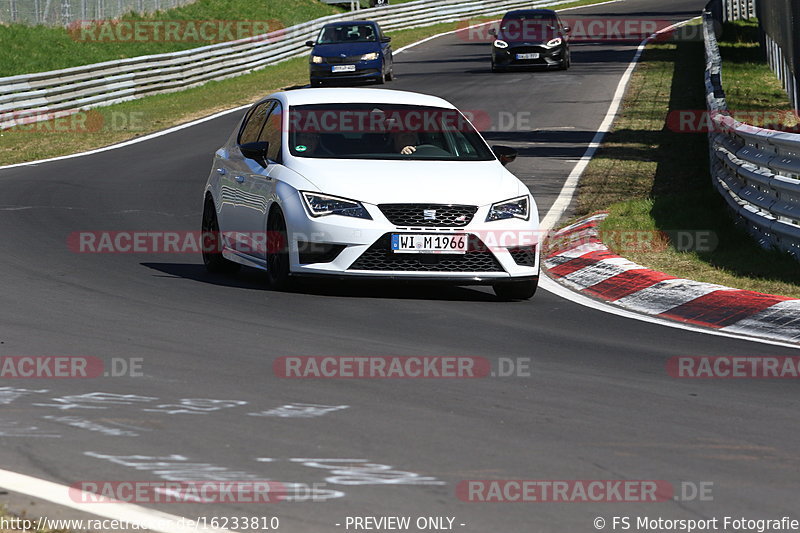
[141,262,507,302]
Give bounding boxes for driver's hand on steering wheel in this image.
[400,145,416,155]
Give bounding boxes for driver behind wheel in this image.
[392,131,419,155]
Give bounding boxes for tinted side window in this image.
[239,101,273,145]
[258,102,283,163]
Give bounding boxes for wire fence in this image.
[0,0,195,25]
[706,0,798,114]
[756,0,800,112]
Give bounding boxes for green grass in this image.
[718,19,796,117]
[571,23,800,298]
[0,0,610,166]
[0,0,342,75]
[0,16,493,164]
[0,0,614,76]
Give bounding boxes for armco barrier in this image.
[0,0,576,130]
[703,7,800,260]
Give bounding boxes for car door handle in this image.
[216,168,226,175]
[234,175,245,183]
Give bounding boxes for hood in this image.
[499,22,559,44]
[286,158,525,206]
[312,41,380,57]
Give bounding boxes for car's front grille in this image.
[348,234,503,272]
[324,55,364,64]
[507,45,548,54]
[508,245,537,266]
[378,204,478,227]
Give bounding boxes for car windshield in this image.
[317,24,377,43]
[500,13,558,40]
[287,104,495,161]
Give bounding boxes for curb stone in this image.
[543,213,800,344]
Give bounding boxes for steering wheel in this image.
[411,144,450,156]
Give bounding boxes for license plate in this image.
[516,53,540,59]
[391,234,468,254]
[331,65,356,72]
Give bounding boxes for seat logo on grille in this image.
[423,209,437,220]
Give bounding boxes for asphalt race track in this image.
[1,0,799,531]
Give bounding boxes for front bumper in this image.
[493,43,566,68]
[310,59,383,82]
[283,195,541,282]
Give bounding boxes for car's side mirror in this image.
[305,40,315,47]
[488,28,497,36]
[240,141,269,166]
[563,26,571,33]
[492,145,517,166]
[381,36,391,43]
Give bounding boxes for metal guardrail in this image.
[0,0,575,130]
[703,8,800,260]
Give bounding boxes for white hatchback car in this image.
[202,88,540,299]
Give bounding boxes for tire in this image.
[559,50,570,70]
[376,71,387,84]
[201,198,240,274]
[386,68,394,81]
[493,278,538,300]
[266,207,292,290]
[491,61,498,72]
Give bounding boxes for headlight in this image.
[311,55,324,64]
[360,52,379,61]
[545,37,563,48]
[493,39,509,49]
[301,192,372,220]
[486,195,529,222]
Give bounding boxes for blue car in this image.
[306,20,394,86]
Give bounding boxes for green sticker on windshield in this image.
[296,145,308,152]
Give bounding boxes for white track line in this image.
[394,0,624,54]
[0,0,623,172]
[0,2,649,531]
[0,469,228,533]
[535,16,800,350]
[0,105,251,171]
[540,17,701,231]
[540,276,800,349]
